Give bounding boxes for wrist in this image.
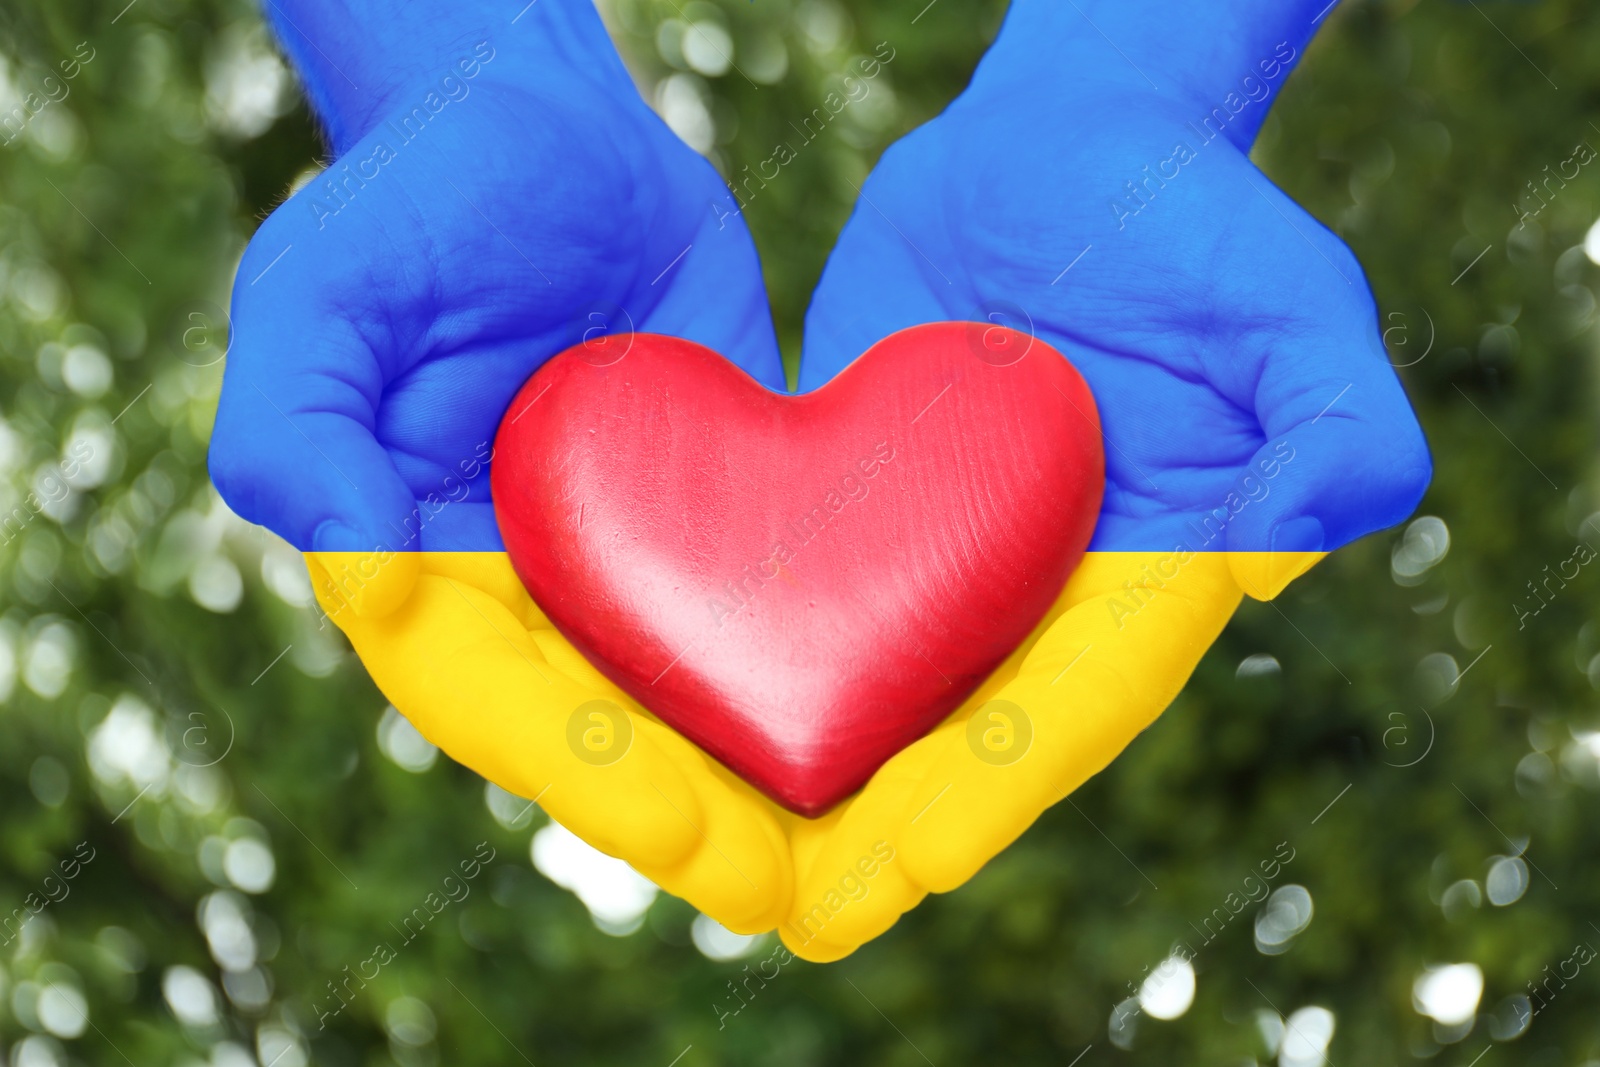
[266,0,621,153]
[971,0,1331,141]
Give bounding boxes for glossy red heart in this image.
[492,323,1104,816]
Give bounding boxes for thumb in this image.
[1224,322,1431,601]
[210,215,420,617]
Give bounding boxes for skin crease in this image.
[219,0,1429,956]
[802,0,1430,558]
[210,1,785,564]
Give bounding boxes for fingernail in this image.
[312,520,367,553]
[1270,516,1325,554]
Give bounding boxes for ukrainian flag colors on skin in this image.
[214,0,1428,966]
[310,546,1319,961]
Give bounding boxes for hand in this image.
[307,551,795,931]
[781,0,1430,958]
[211,0,785,598]
[211,1,794,929]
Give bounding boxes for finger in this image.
[1218,187,1431,598]
[778,738,938,960]
[305,553,422,622]
[314,554,790,925]
[780,552,1242,960]
[631,744,794,932]
[797,131,960,393]
[212,213,418,617]
[895,553,1240,895]
[396,555,793,927]
[971,2,1327,152]
[635,165,787,391]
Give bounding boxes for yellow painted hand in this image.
[775,550,1321,962]
[309,548,1319,959]
[309,551,796,934]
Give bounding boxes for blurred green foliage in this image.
[2,0,1599,1064]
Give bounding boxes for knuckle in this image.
[206,427,264,519]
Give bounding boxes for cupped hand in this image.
[212,2,794,929]
[307,551,796,932]
[219,0,1432,958]
[781,0,1430,958]
[212,2,784,597]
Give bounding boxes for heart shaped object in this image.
[492,323,1104,816]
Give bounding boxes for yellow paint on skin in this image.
[311,547,1322,960]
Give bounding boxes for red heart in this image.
[492,323,1104,816]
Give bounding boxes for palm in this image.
[214,63,782,553]
[803,88,1428,557]
[780,87,1431,959]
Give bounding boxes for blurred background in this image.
[1,0,1598,1063]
